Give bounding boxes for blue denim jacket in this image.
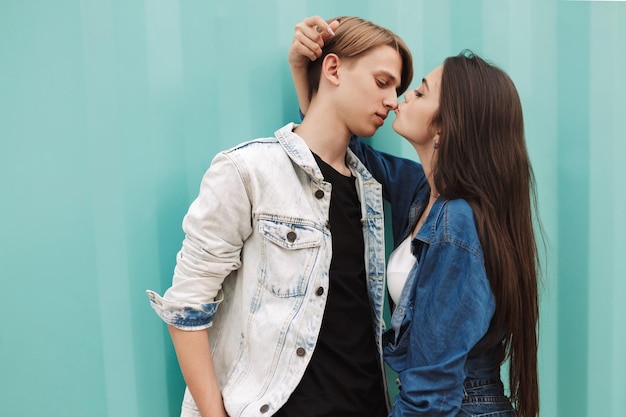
[147,123,389,417]
[350,138,512,417]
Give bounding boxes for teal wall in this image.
[1,1,624,416]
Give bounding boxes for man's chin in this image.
[352,126,379,139]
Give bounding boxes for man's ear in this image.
[321,53,341,86]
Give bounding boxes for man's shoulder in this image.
[222,136,280,155]
[217,134,290,167]
[221,122,298,158]
[215,135,299,179]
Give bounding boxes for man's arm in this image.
[169,326,227,417]
[147,152,255,417]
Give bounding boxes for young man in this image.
[147,16,413,417]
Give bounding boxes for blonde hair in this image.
[307,16,413,100]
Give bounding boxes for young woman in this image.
[290,17,541,417]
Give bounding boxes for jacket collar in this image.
[274,123,323,182]
[274,122,376,185]
[415,197,447,244]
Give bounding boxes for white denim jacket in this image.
[147,123,388,417]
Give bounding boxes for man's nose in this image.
[384,94,398,110]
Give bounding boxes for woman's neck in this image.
[413,144,437,196]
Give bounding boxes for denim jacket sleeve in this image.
[389,204,496,416]
[146,152,253,330]
[348,136,429,245]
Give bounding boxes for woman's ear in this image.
[321,53,341,86]
[428,122,442,143]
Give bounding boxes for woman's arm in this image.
[349,137,428,245]
[288,16,339,114]
[349,136,425,205]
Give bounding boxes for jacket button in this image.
[260,404,270,413]
[315,189,325,199]
[296,347,306,356]
[286,231,297,242]
[316,287,324,296]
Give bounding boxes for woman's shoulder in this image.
[442,198,475,223]
[434,199,482,255]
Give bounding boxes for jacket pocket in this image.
[258,217,323,297]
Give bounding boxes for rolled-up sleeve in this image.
[146,151,253,330]
[146,289,224,331]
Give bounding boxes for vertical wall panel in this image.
[0,0,109,415]
[1,1,625,416]
[611,11,626,415]
[588,7,613,417]
[526,3,560,416]
[588,4,626,417]
[556,3,591,417]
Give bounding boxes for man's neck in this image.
[295,104,352,176]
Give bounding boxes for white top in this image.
[386,234,416,304]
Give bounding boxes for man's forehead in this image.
[362,47,403,85]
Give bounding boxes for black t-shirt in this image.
[274,153,387,417]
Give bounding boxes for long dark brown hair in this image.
[431,51,540,417]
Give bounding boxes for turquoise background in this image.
[1,0,625,416]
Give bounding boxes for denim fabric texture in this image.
[350,138,514,417]
[458,379,517,417]
[147,123,388,417]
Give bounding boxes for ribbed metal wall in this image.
[1,1,624,416]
